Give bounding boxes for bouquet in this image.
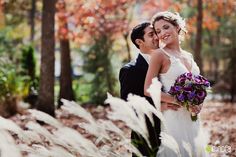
[168,72,210,121]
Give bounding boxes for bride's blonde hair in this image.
[151,11,187,41]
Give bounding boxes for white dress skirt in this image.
[156,49,209,157]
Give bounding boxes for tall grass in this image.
[0,78,205,157]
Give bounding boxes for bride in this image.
[144,11,209,157]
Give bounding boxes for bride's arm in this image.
[144,50,179,105]
[144,51,161,97]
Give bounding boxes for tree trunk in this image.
[30,0,36,41]
[36,0,56,117]
[123,32,131,62]
[0,0,5,29]
[214,18,221,82]
[207,30,219,81]
[58,37,74,107]
[230,68,236,102]
[230,48,236,102]
[194,0,203,74]
[57,0,74,107]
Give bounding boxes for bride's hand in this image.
[189,104,203,114]
[161,102,181,111]
[161,93,182,111]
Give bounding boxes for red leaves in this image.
[55,0,134,42]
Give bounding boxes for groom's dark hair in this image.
[131,22,151,49]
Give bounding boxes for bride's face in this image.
[153,19,179,46]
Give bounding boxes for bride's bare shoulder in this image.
[150,48,165,58]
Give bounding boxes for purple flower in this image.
[177,93,185,102]
[184,86,192,91]
[194,75,210,87]
[186,72,193,77]
[204,81,210,87]
[167,72,210,121]
[174,86,181,91]
[169,86,176,94]
[187,91,196,100]
[194,77,202,84]
[177,77,186,83]
[183,72,193,80]
[197,91,207,99]
[168,73,210,105]
[193,97,201,105]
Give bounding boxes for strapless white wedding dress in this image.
[157,49,209,157]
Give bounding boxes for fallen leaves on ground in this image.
[201,101,236,157]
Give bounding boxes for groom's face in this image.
[142,26,159,50]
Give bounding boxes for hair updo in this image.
[151,11,187,40]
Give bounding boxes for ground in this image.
[201,101,236,157]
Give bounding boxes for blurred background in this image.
[0,0,235,116]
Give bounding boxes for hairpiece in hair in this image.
[152,11,187,33]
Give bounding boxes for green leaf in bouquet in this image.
[191,115,198,121]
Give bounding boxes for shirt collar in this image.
[139,52,150,64]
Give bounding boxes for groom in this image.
[119,22,161,156]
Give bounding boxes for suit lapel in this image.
[136,54,148,69]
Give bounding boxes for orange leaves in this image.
[56,0,134,43]
[202,11,219,31]
[141,0,235,34]
[186,17,197,33]
[187,10,220,34]
[200,0,235,31]
[0,0,4,7]
[142,0,179,17]
[56,0,69,40]
[204,0,235,17]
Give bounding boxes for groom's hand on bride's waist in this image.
[161,102,181,111]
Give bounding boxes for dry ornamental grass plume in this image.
[28,109,62,128]
[182,141,193,157]
[105,93,150,147]
[0,116,32,143]
[25,121,57,144]
[61,99,96,124]
[53,127,102,157]
[0,130,22,157]
[0,77,185,157]
[60,99,143,156]
[146,78,162,110]
[158,132,181,157]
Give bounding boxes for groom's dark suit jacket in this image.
[119,54,161,156]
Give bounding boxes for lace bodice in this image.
[159,48,200,92]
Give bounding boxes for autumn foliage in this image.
[0,0,4,28]
[142,0,235,33]
[56,0,135,44]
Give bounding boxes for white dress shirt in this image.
[139,52,150,64]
